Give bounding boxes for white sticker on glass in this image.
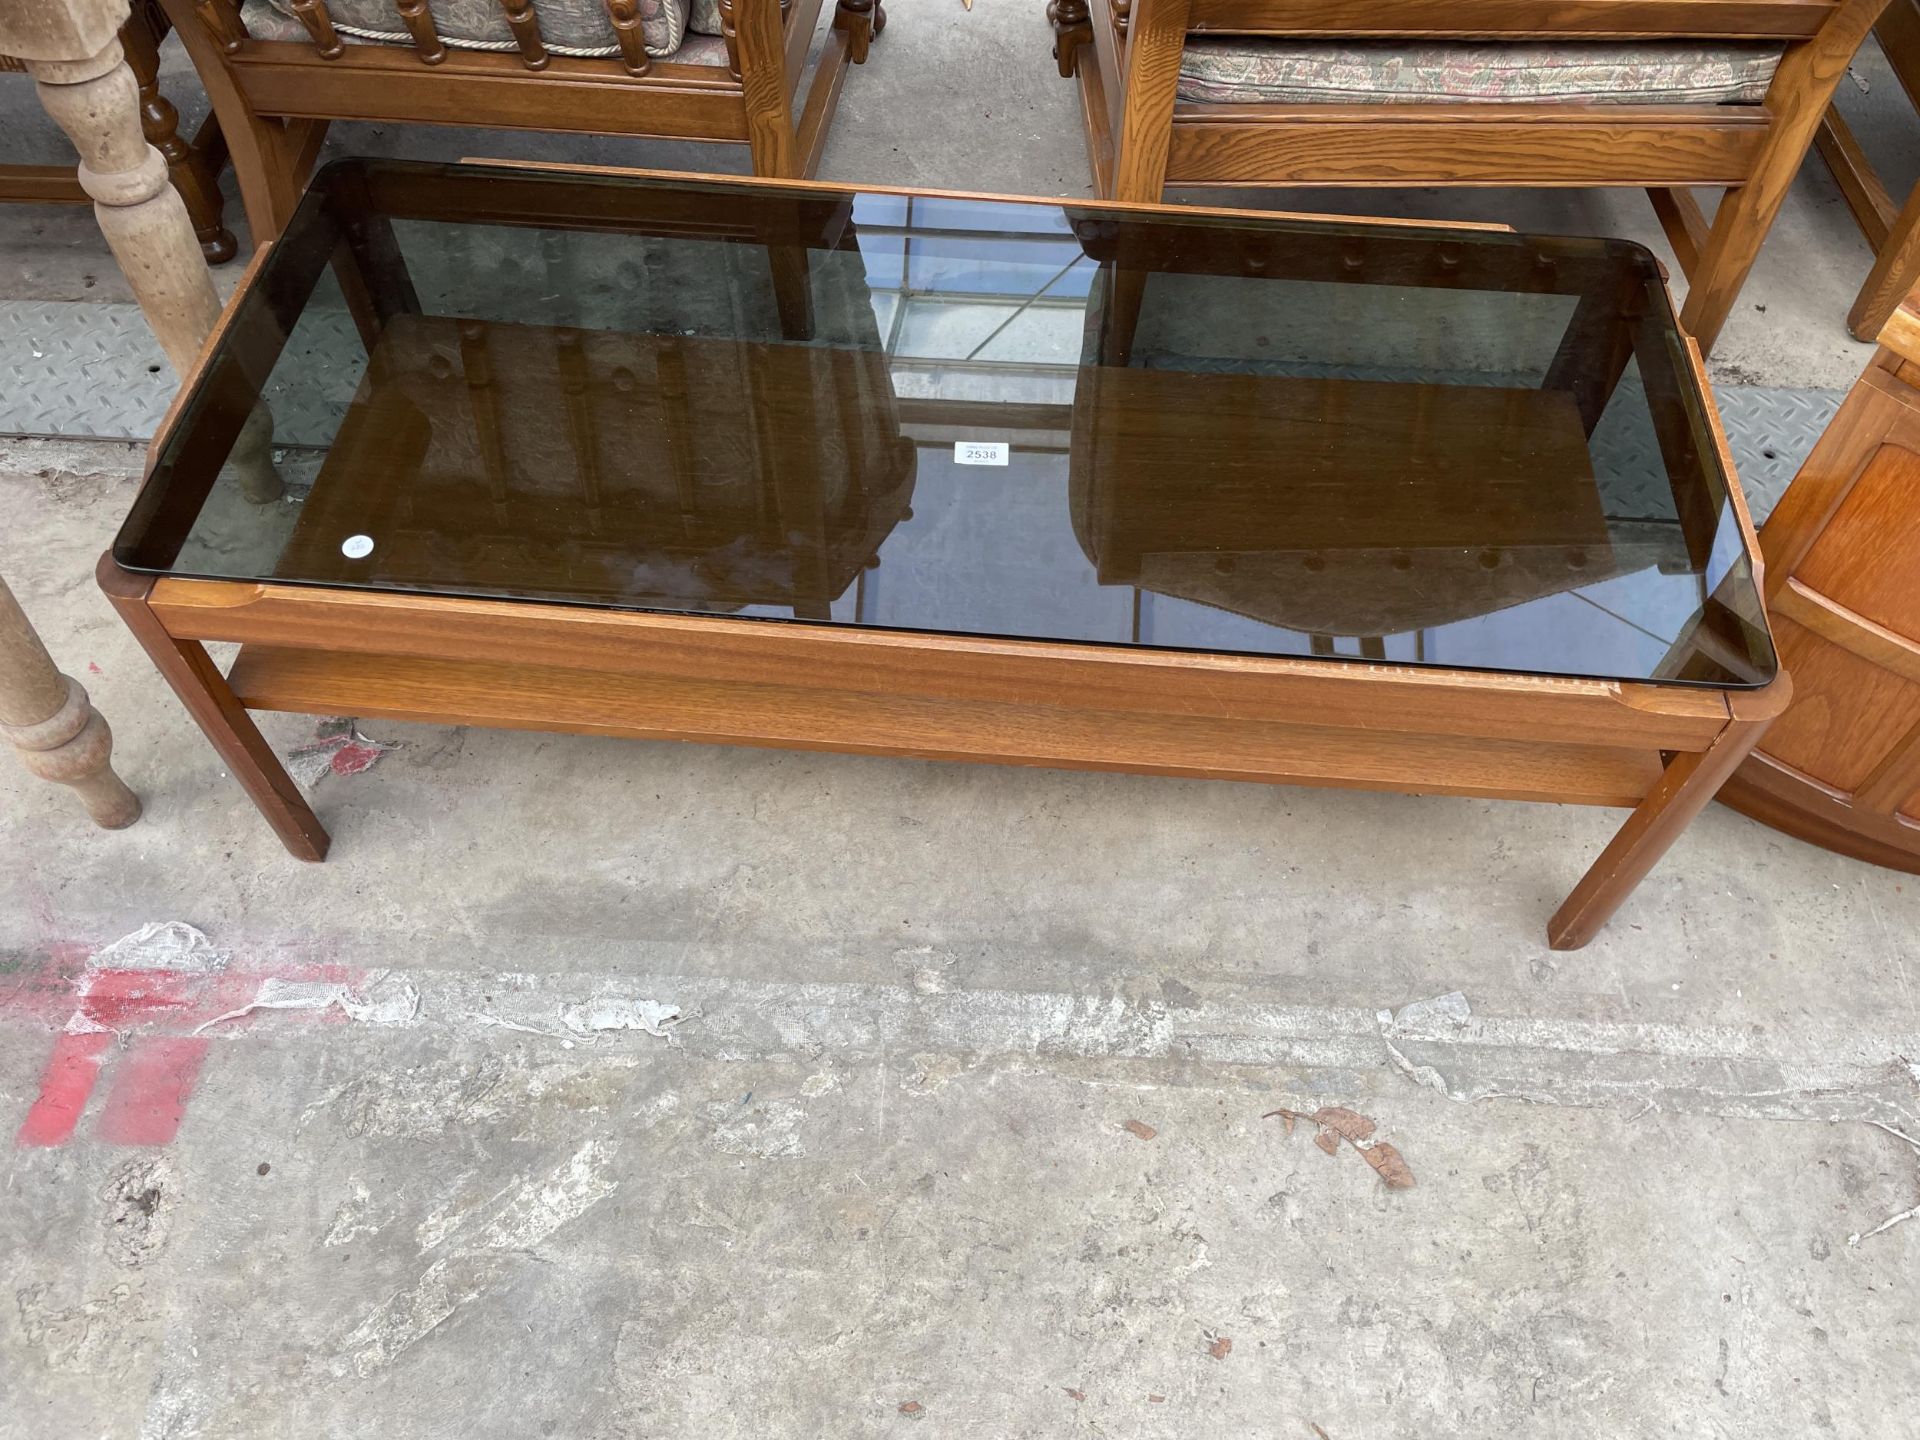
[954,441,1009,467]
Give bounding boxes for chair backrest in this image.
[190,0,676,76]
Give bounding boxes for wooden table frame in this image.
[98,168,1791,949]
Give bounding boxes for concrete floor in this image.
[4,5,1920,1437]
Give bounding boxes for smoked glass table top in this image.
[115,159,1777,688]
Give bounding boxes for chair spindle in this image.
[604,0,652,76]
[716,0,742,81]
[194,0,249,54]
[393,0,448,64]
[291,0,346,58]
[499,0,549,69]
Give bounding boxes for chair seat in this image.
[244,0,730,63]
[1177,38,1783,106]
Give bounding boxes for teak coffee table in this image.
[103,159,1788,949]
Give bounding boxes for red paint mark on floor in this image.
[330,742,386,777]
[79,968,210,1030]
[94,1037,213,1146]
[16,1031,113,1147]
[6,940,368,1148]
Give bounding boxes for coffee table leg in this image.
[1547,698,1780,949]
[97,555,330,861]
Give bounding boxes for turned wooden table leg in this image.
[0,573,140,829]
[1547,686,1789,950]
[28,30,281,501]
[97,556,329,860]
[30,38,220,371]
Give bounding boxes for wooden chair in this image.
[1048,0,1890,354]
[1,0,235,260]
[1816,0,1920,340]
[160,0,885,247]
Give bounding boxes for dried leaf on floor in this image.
[1359,1141,1415,1190]
[1266,1104,1415,1189]
[1207,1335,1233,1360]
[1311,1106,1375,1143]
[898,1400,924,1416]
[1063,1388,1086,1402]
[1123,1118,1157,1141]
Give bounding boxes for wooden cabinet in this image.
[1719,300,1920,870]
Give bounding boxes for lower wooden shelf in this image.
[227,643,1665,807]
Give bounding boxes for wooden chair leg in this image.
[121,7,236,262]
[737,0,799,177]
[836,0,880,64]
[1098,261,1148,366]
[1547,688,1787,950]
[1680,0,1891,354]
[97,554,330,861]
[1849,178,1920,341]
[1682,187,1776,357]
[232,117,307,247]
[157,0,307,246]
[331,175,422,347]
[1814,104,1896,251]
[1048,0,1092,79]
[1109,0,1192,202]
[1646,187,1708,280]
[1543,277,1640,435]
[767,242,815,340]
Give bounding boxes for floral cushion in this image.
[251,0,725,60]
[1177,39,1783,106]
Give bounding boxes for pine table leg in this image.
[0,573,141,829]
[27,29,282,502]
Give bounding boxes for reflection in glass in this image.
[118,160,1774,689]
